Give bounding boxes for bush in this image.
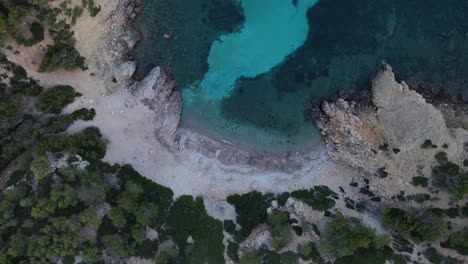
[30,155,50,180]
[291,186,337,211]
[240,251,262,264]
[227,242,239,262]
[227,191,270,238]
[319,216,388,258]
[441,229,468,255]
[269,212,293,250]
[381,208,446,243]
[411,176,429,187]
[36,85,81,113]
[38,43,87,72]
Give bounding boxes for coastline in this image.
[2,0,466,213]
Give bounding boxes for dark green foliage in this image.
[421,140,437,149]
[227,241,239,262]
[240,251,262,264]
[378,143,389,151]
[82,0,101,17]
[35,85,81,113]
[464,159,468,167]
[381,207,446,243]
[10,79,43,96]
[38,43,86,72]
[276,192,290,206]
[424,247,462,264]
[392,148,401,154]
[432,152,467,201]
[377,167,389,178]
[411,176,429,187]
[298,242,323,262]
[319,216,389,258]
[16,22,45,46]
[224,219,236,234]
[227,191,269,238]
[166,195,225,264]
[334,247,406,264]
[291,186,337,211]
[441,229,468,255]
[268,211,293,250]
[36,126,106,160]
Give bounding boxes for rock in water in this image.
[129,67,182,146]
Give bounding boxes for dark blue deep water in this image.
[134,0,468,152]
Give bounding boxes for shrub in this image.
[411,176,429,187]
[381,208,446,243]
[38,43,87,72]
[36,85,81,113]
[30,155,50,180]
[227,191,269,238]
[421,140,437,149]
[319,216,388,258]
[240,251,262,264]
[441,229,468,255]
[291,186,337,211]
[227,242,239,262]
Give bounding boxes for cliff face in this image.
[371,64,449,152]
[129,67,182,147]
[317,63,467,182]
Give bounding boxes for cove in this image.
[184,0,318,101]
[181,0,321,152]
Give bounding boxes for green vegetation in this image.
[382,207,446,243]
[227,191,270,238]
[0,0,90,72]
[291,185,337,211]
[441,229,468,255]
[298,242,323,262]
[268,211,293,250]
[424,247,462,264]
[240,251,262,264]
[0,55,225,263]
[0,55,94,170]
[38,42,87,72]
[432,152,467,201]
[82,0,102,17]
[319,216,389,258]
[421,139,438,149]
[35,85,82,113]
[411,176,429,187]
[377,167,389,178]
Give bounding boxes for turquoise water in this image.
[134,0,468,152]
[188,0,317,100]
[180,0,319,151]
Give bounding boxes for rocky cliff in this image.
[316,63,467,183]
[129,67,182,147]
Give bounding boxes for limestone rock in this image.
[129,67,182,147]
[372,63,448,151]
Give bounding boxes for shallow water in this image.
[134,0,468,152]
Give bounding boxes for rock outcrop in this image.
[371,64,449,151]
[317,63,467,180]
[129,67,182,147]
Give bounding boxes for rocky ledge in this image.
[316,63,467,178]
[128,67,182,147]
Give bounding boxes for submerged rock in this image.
[129,67,182,147]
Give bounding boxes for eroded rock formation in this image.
[317,63,467,181]
[129,67,182,147]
